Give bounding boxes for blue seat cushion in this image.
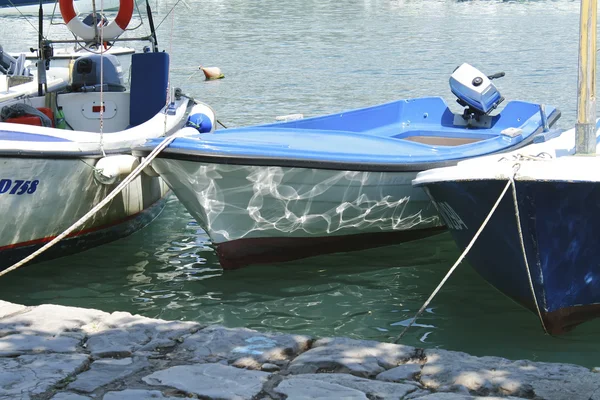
[129,52,169,127]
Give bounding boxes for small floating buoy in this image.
[199,65,224,80]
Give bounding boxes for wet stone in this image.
[50,393,92,400]
[288,337,417,378]
[376,363,422,382]
[0,333,81,357]
[103,389,182,399]
[286,373,418,398]
[169,325,311,364]
[421,348,600,399]
[0,304,107,356]
[82,311,200,358]
[232,356,262,370]
[0,353,89,399]
[67,356,150,393]
[411,394,527,400]
[143,363,270,399]
[0,300,27,319]
[261,362,280,372]
[275,378,368,399]
[405,389,437,399]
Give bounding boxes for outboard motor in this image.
[70,54,125,92]
[450,63,505,124]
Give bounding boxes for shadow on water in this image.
[1,198,600,368]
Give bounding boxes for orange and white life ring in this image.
[59,0,134,42]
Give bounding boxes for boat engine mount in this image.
[450,63,505,127]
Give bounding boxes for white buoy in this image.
[199,65,224,80]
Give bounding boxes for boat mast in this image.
[575,0,597,155]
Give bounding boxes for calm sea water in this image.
[2,0,600,368]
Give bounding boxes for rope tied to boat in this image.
[509,167,549,334]
[498,151,554,162]
[0,131,181,278]
[394,161,548,343]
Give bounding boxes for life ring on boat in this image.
[59,0,134,42]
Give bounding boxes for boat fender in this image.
[141,158,160,177]
[186,113,213,133]
[94,155,139,185]
[59,0,134,41]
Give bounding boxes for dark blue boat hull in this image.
[422,179,600,334]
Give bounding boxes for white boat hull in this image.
[152,159,444,269]
[0,156,169,269]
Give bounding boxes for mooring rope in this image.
[0,132,179,278]
[394,165,519,343]
[99,0,107,157]
[510,172,549,334]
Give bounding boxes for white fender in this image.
[141,157,160,177]
[94,154,139,184]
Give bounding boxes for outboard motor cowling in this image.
[450,63,504,122]
[70,54,125,92]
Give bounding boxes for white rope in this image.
[99,0,106,156]
[394,174,515,343]
[0,132,180,278]
[510,173,549,334]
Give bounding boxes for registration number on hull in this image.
[0,179,39,195]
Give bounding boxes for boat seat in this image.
[129,52,169,127]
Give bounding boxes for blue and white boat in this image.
[413,1,600,335]
[135,64,560,269]
[0,2,216,271]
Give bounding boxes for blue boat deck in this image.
[142,97,559,170]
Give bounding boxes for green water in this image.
[2,199,600,368]
[1,0,599,368]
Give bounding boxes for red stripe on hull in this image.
[0,195,167,251]
[215,226,446,270]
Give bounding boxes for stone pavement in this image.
[0,300,598,400]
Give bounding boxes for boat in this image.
[413,0,600,334]
[134,64,560,270]
[0,0,119,15]
[0,0,216,271]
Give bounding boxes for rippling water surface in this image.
[1,0,600,368]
